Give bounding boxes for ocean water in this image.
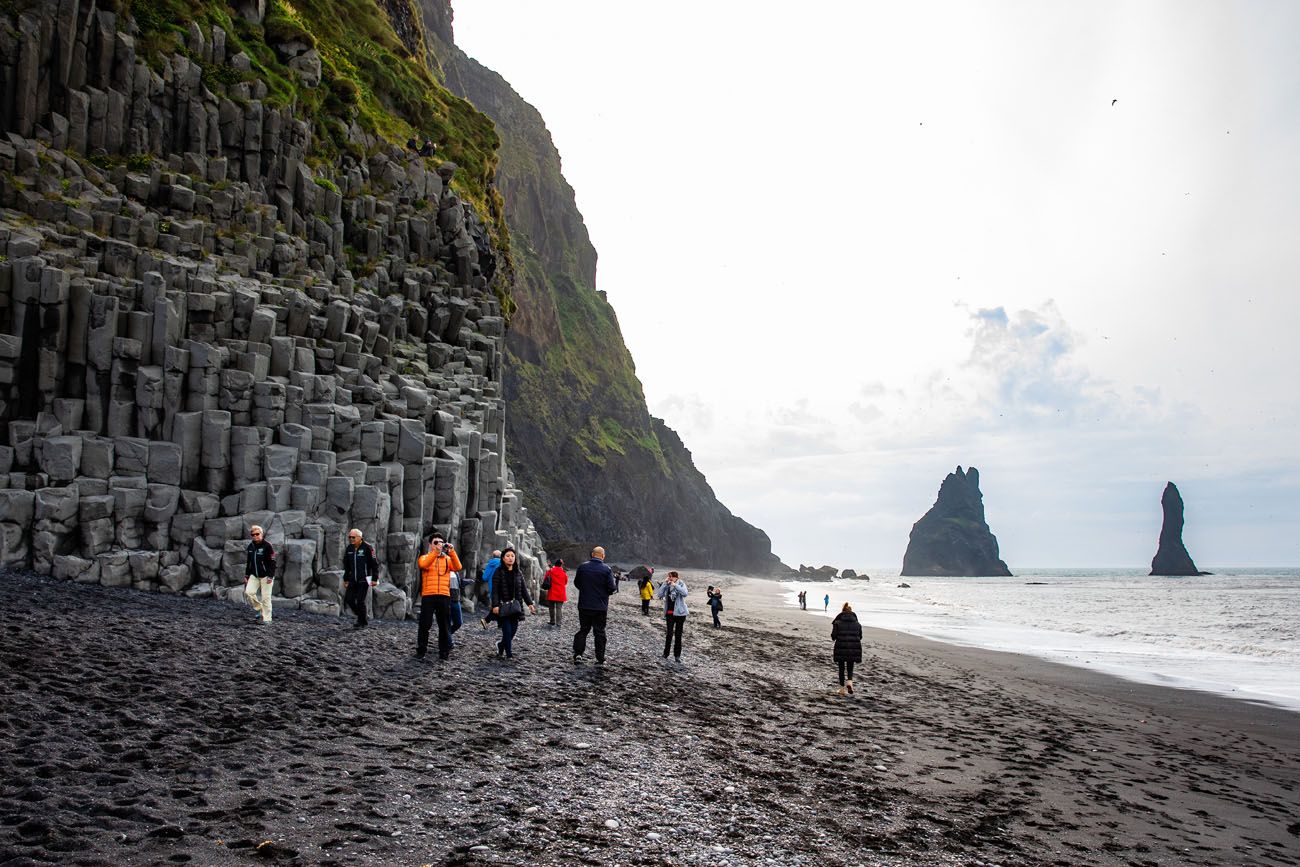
[786,568,1300,712]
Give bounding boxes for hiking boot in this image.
[572,654,583,665]
[846,680,854,695]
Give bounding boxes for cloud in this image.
[651,393,715,437]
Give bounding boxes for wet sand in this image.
[1,568,1297,866]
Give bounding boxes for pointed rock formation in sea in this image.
[1150,482,1205,576]
[901,467,1012,577]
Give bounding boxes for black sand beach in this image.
[1,569,1298,866]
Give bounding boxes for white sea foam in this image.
[787,568,1300,712]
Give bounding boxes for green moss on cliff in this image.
[121,0,501,228]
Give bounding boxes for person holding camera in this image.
[706,585,724,628]
[655,570,690,662]
[415,532,461,660]
[490,548,536,658]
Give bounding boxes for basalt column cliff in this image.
[0,0,548,612]
[420,2,783,573]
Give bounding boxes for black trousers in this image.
[663,615,685,659]
[640,599,650,615]
[573,610,608,662]
[344,581,369,625]
[417,595,452,659]
[837,660,856,685]
[711,608,721,628]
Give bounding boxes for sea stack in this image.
[901,467,1012,577]
[1150,482,1205,576]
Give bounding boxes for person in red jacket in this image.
[543,558,568,627]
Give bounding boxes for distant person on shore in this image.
[656,570,689,662]
[831,602,863,696]
[491,548,536,659]
[707,585,723,628]
[244,525,276,624]
[823,593,830,612]
[479,549,502,627]
[419,138,437,157]
[406,137,419,153]
[543,559,568,627]
[572,546,617,665]
[639,571,654,615]
[415,533,461,660]
[342,528,379,629]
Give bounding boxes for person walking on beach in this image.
[639,571,654,615]
[707,585,724,628]
[491,548,536,658]
[831,602,863,695]
[656,570,689,662]
[799,590,807,610]
[823,593,830,612]
[543,559,568,627]
[415,533,461,660]
[478,549,501,627]
[244,525,277,623]
[342,528,379,628]
[572,546,617,665]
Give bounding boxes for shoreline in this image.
[769,571,1300,716]
[727,575,1300,750]
[3,567,1299,865]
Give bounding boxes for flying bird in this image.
[1111,99,1117,106]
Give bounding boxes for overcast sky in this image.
[454,1,1300,569]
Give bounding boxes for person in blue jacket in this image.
[478,549,502,628]
[571,546,617,665]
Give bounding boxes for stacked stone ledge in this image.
[0,3,548,617]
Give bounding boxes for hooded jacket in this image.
[417,546,462,597]
[655,579,689,617]
[544,565,568,602]
[831,610,863,663]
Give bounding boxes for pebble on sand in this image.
[604,819,620,830]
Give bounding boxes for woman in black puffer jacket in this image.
[831,602,863,695]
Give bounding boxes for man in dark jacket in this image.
[342,527,380,628]
[572,546,617,665]
[243,524,277,624]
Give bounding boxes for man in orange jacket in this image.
[416,532,462,660]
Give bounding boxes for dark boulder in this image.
[1150,482,1207,576]
[901,466,1012,577]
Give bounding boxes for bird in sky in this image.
[1111,99,1117,106]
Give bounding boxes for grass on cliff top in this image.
[116,0,501,224]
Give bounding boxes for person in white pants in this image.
[243,525,277,623]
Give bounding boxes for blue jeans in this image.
[499,616,519,657]
[449,601,463,634]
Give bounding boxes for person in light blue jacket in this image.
[478,550,502,627]
[655,571,689,662]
